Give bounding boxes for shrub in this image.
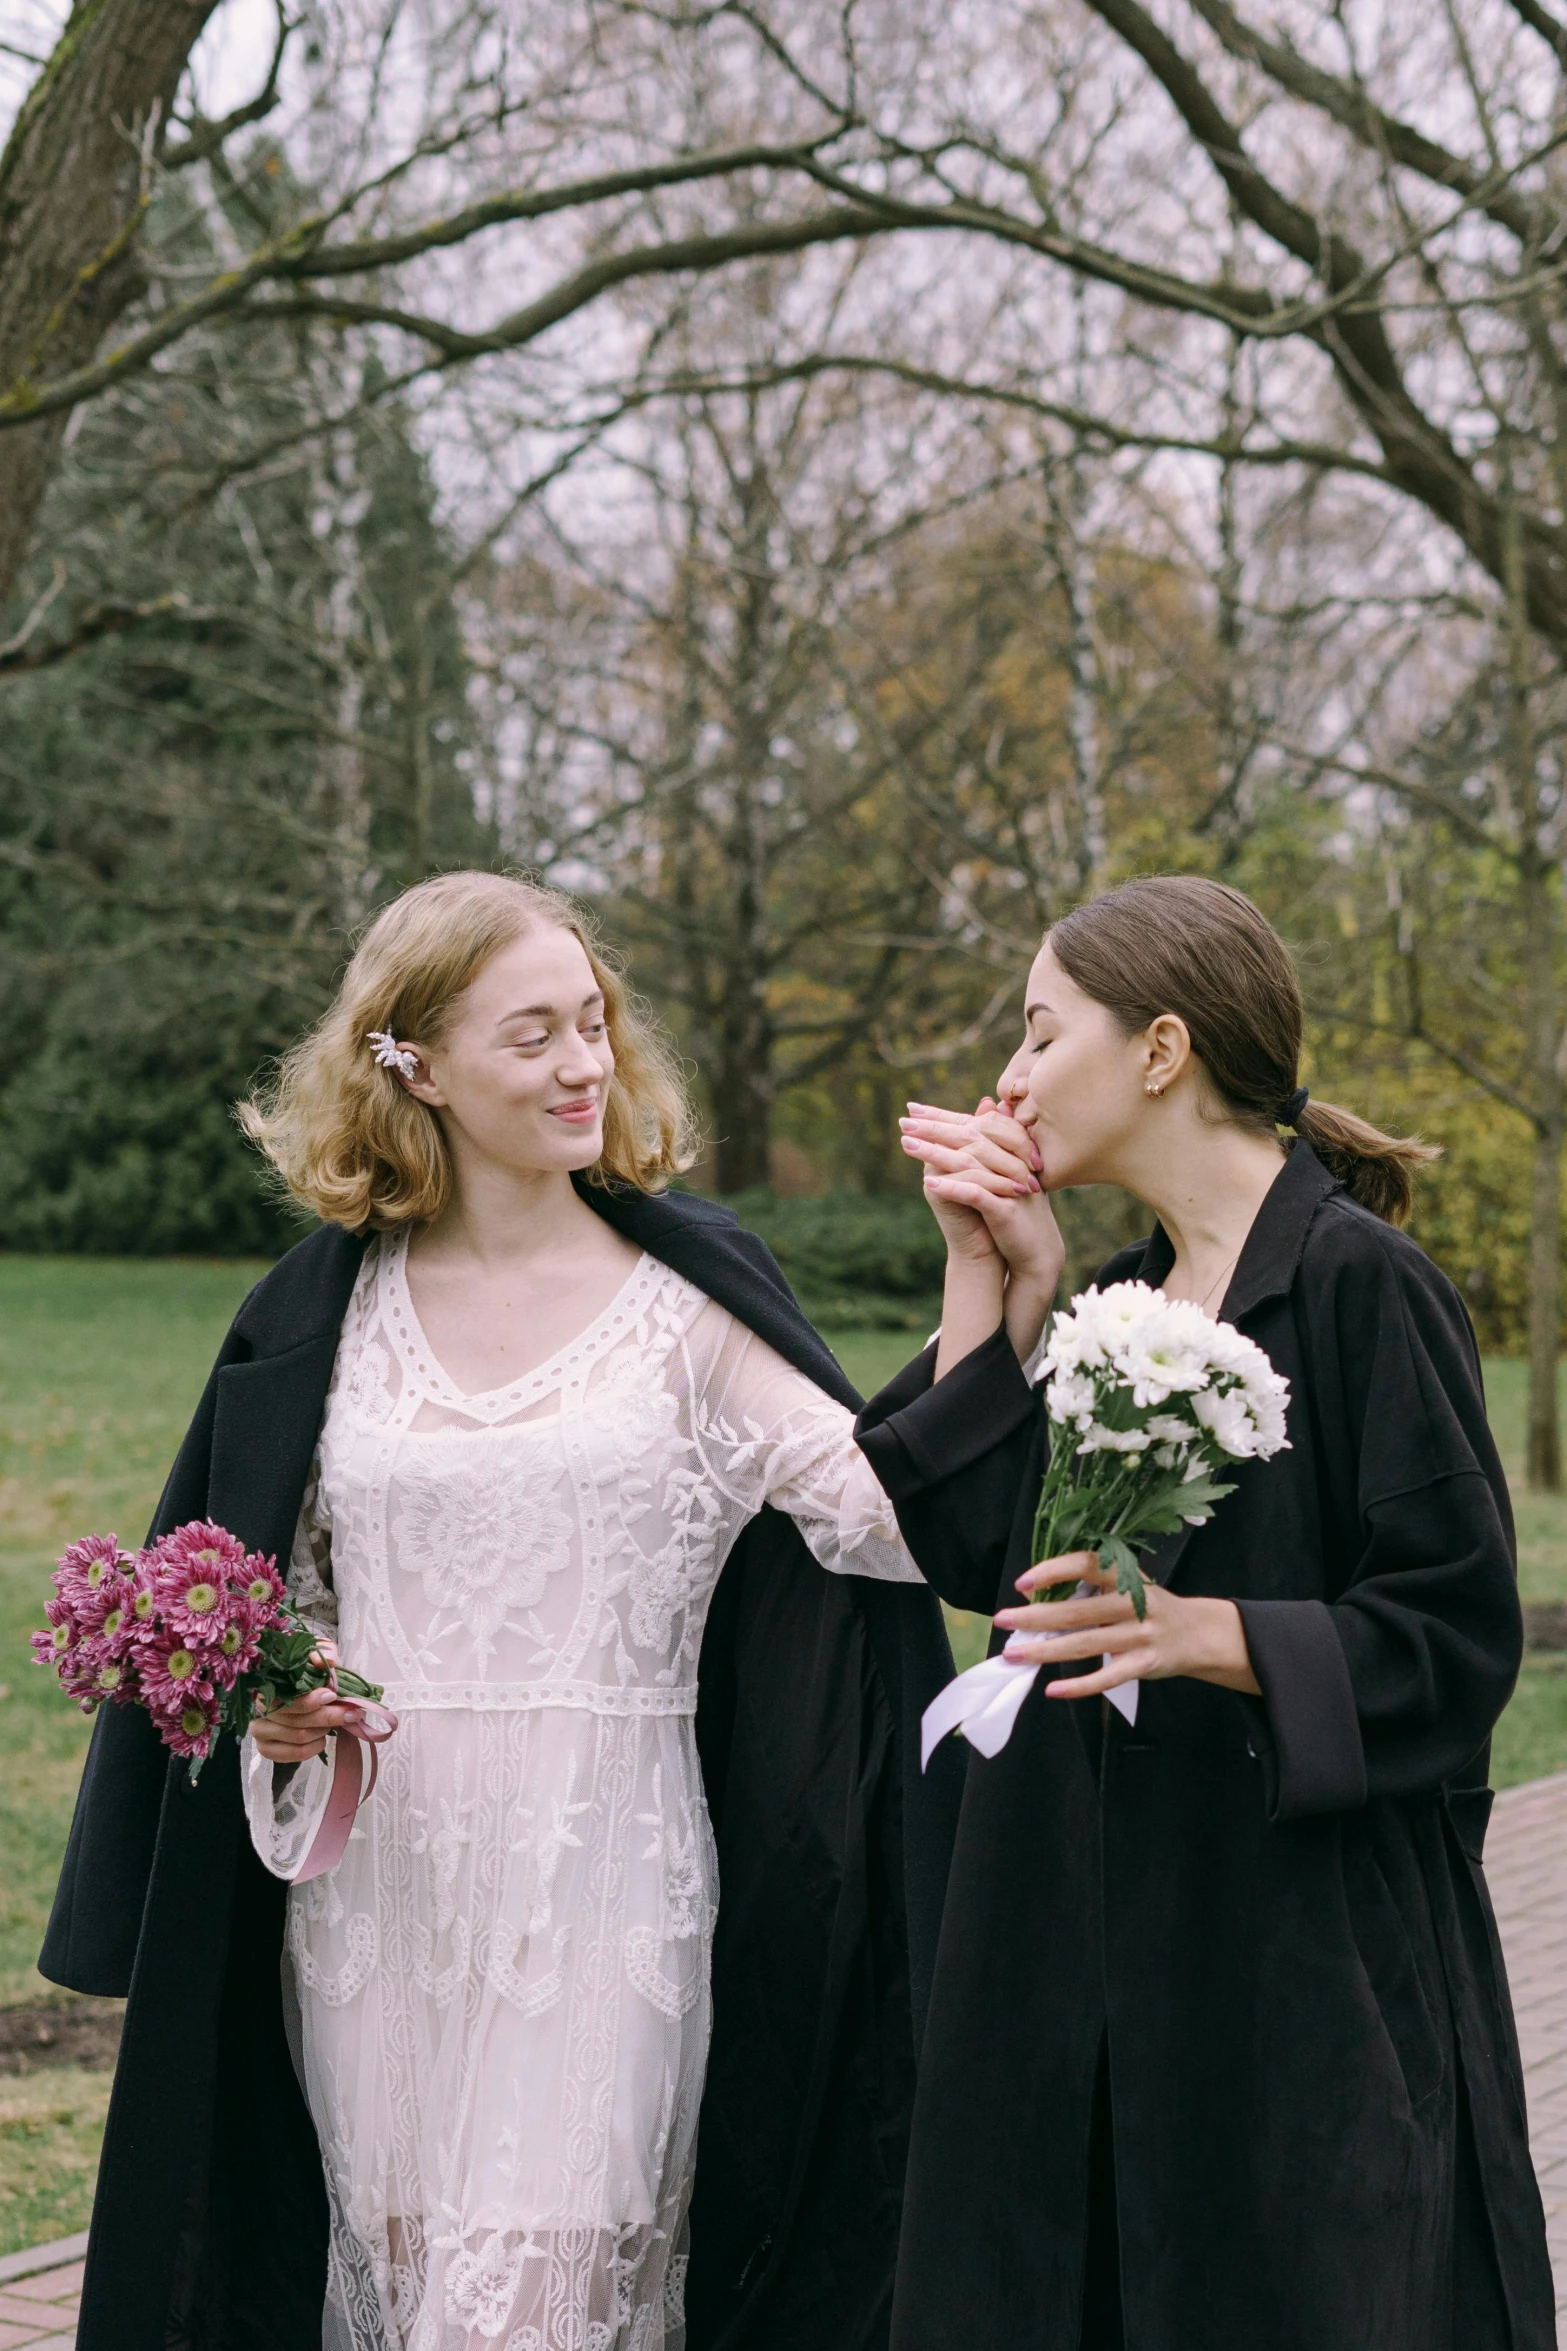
[716,1184,1151,1330]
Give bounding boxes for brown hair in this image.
[1048,875,1437,1225]
[241,871,698,1229]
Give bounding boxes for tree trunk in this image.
[1523,835,1563,1492]
[711,1003,774,1192]
[711,759,774,1191]
[312,426,375,932]
[1528,1112,1563,1490]
[1503,459,1563,1491]
[710,445,777,1193]
[0,0,219,609]
[1041,440,1103,897]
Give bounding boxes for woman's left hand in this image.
[993,1552,1261,1699]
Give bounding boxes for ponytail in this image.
[1292,1098,1438,1228]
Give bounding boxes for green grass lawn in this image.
[0,2065,114,2254]
[0,1259,267,2009]
[1,1269,1565,2250]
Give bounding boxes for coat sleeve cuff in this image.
[1234,1597,1368,1821]
[855,1324,1038,1504]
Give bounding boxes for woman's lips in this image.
[548,1100,599,1124]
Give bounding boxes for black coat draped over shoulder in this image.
[854,1143,1555,2351]
[41,1184,963,2351]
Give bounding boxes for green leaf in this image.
[1120,1475,1235,1538]
[1097,1533,1149,1620]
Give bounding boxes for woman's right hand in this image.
[251,1642,361,1763]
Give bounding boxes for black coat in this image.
[854,1144,1555,2351]
[41,1184,964,2351]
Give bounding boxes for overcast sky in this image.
[0,0,275,147]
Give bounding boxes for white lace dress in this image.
[241,1231,919,2351]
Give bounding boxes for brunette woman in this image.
[858,875,1553,2351]
[42,871,961,2351]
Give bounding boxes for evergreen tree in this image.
[0,241,491,1252]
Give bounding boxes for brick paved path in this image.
[1490,1769,1567,2333]
[3,1781,1566,2348]
[0,2236,83,2350]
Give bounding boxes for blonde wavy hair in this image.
[241,872,698,1230]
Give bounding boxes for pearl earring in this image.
[1145,1083,1163,1097]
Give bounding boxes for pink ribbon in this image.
[292,1692,398,1884]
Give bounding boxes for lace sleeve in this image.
[242,1453,339,1880]
[689,1317,924,1583]
[287,1456,339,1639]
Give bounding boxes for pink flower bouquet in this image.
[32,1520,385,1781]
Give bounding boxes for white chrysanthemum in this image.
[1047,1281,1160,1377]
[1042,1306,1096,1375]
[1141,1401,1202,1438]
[1077,1423,1154,1455]
[1042,1280,1290,1466]
[1118,1330,1214,1406]
[1193,1384,1265,1457]
[1045,1368,1098,1430]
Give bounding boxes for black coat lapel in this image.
[209,1336,351,1568]
[206,1226,367,1566]
[577,1180,861,1407]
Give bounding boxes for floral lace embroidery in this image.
[392,1433,575,1663]
[238,1234,920,2351]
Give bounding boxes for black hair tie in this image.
[1280,1085,1309,1127]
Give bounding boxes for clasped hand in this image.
[994,1553,1260,1701]
[898,1095,1064,1294]
[250,1639,363,1762]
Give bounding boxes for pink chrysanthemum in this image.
[139,1635,215,1719]
[36,1517,370,1781]
[53,1535,136,1634]
[146,1523,252,1642]
[32,1597,100,1705]
[211,1610,263,1679]
[125,1576,161,1640]
[33,1596,77,1661]
[75,1635,141,1710]
[95,1596,137,1658]
[159,1691,221,1760]
[234,1554,287,1620]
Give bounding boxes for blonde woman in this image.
[43,873,963,2351]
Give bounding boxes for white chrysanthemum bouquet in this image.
[920,1279,1293,1762]
[1032,1279,1291,1619]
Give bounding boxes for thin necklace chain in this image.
[1169,1247,1241,1317]
[1198,1253,1239,1315]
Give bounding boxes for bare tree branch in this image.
[1188,0,1546,244]
[1505,0,1567,73]
[162,1,295,170]
[0,591,218,679]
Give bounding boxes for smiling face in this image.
[994,939,1165,1190]
[408,925,615,1177]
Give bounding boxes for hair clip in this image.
[367,1032,419,1080]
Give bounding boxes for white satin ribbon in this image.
[921,1642,1138,1768]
